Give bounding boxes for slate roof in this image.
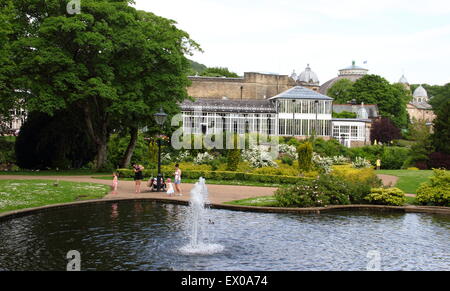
[181,98,276,113]
[409,102,433,110]
[269,86,333,101]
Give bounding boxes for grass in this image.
[377,170,434,194]
[225,196,279,207]
[0,169,110,176]
[0,180,110,213]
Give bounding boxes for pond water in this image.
[0,201,449,271]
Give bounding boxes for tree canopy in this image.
[5,0,200,169]
[328,75,410,128]
[326,79,354,103]
[200,67,239,78]
[432,99,450,154]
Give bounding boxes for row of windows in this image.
[278,119,331,137]
[278,100,332,114]
[183,113,276,135]
[332,125,366,141]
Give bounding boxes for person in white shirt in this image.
[166,178,175,196]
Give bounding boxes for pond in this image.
[0,201,449,271]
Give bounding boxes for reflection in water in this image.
[0,201,449,271]
[111,203,119,220]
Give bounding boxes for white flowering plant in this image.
[312,153,333,174]
[194,152,215,165]
[242,145,278,168]
[352,157,373,169]
[278,144,298,160]
[331,155,351,165]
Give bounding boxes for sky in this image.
[133,0,450,85]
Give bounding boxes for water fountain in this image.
[180,178,224,255]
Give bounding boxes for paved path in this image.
[0,175,277,204]
[377,174,399,187]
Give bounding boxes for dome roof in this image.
[413,85,428,98]
[298,64,319,85]
[290,70,298,81]
[399,75,409,84]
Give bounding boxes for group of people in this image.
[111,164,183,196]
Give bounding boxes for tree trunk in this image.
[83,104,109,170]
[120,127,139,168]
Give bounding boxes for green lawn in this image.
[0,180,110,213]
[0,170,110,176]
[377,170,434,194]
[225,196,279,207]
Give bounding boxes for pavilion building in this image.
[180,86,372,147]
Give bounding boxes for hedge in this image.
[116,168,312,185]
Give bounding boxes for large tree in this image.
[432,99,450,154]
[326,78,354,103]
[350,75,409,128]
[9,0,199,169]
[0,0,17,135]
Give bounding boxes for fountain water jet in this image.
[180,178,224,255]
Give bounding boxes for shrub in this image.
[116,168,312,185]
[227,149,241,171]
[281,156,294,166]
[275,180,330,208]
[331,155,351,165]
[365,188,406,206]
[316,175,352,205]
[348,145,383,165]
[381,147,411,170]
[312,153,333,174]
[253,166,299,177]
[416,169,450,207]
[331,165,382,203]
[194,152,215,165]
[428,152,450,170]
[242,145,278,168]
[298,142,313,172]
[0,137,15,165]
[313,138,349,157]
[352,157,372,169]
[278,144,298,160]
[275,174,375,207]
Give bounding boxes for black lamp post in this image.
[154,107,168,192]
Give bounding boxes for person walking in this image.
[376,159,381,171]
[133,164,144,193]
[174,164,183,196]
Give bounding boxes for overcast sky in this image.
[133,0,450,85]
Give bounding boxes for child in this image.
[112,172,119,194]
[166,178,175,196]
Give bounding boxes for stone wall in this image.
[188,72,296,100]
[407,105,436,123]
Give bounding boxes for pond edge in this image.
[1,197,449,221]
